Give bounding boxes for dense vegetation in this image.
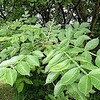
[0,0,100,100]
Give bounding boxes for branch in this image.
[0,11,7,20]
[73,0,81,9]
[90,0,100,31]
[58,3,66,27]
[66,0,81,24]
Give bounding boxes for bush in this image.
[0,15,100,99]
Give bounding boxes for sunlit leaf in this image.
[6,69,17,86]
[54,81,65,97]
[26,55,39,66]
[89,69,100,90]
[61,68,80,85]
[16,61,30,76]
[85,38,99,50]
[46,72,60,84]
[0,55,24,68]
[78,75,92,95]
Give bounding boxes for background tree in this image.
[0,0,100,35]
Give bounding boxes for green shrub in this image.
[0,16,100,100]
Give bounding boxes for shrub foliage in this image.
[0,16,100,99]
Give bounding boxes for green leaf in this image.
[65,25,73,39]
[20,34,27,42]
[80,64,97,71]
[48,53,63,65]
[81,51,92,62]
[45,55,66,73]
[58,30,66,41]
[73,21,79,29]
[24,78,33,84]
[89,69,100,90]
[74,30,85,38]
[10,48,19,57]
[0,55,24,68]
[30,65,36,72]
[48,94,56,100]
[16,61,30,76]
[43,50,56,64]
[78,75,92,95]
[67,47,84,56]
[95,50,100,67]
[50,59,70,72]
[95,56,100,67]
[46,72,60,84]
[61,68,79,85]
[80,22,90,28]
[97,49,100,55]
[59,39,68,47]
[16,82,24,93]
[0,68,7,77]
[85,38,99,50]
[67,83,87,100]
[26,55,39,66]
[45,65,52,73]
[6,69,17,86]
[80,28,90,33]
[74,55,90,63]
[32,50,44,58]
[74,35,90,46]
[0,37,11,42]
[54,81,65,97]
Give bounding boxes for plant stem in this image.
[65,52,80,67]
[88,51,97,57]
[69,44,98,57]
[64,52,88,75]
